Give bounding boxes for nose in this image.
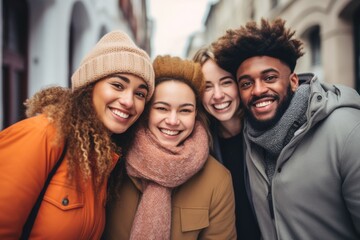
[118,90,134,109]
[251,80,268,96]
[213,85,225,100]
[165,111,180,125]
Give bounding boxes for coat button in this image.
[277,167,282,173]
[62,197,69,206]
[317,95,322,101]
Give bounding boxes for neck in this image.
[218,117,242,138]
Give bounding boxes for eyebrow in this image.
[219,75,235,82]
[206,75,234,84]
[219,75,235,81]
[237,68,279,82]
[115,74,149,91]
[153,101,195,108]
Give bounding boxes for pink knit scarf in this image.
[126,121,209,240]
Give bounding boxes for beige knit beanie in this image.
[71,30,155,101]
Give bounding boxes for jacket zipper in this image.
[267,184,274,219]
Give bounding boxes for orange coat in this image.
[0,114,118,239]
[104,156,237,240]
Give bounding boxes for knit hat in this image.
[71,30,155,101]
[152,55,205,97]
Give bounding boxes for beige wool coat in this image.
[103,155,237,240]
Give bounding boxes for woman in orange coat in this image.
[0,31,154,239]
[103,56,236,240]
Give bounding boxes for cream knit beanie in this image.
[71,30,155,101]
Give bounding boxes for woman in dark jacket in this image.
[193,47,261,240]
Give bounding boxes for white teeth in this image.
[255,101,272,108]
[214,102,230,110]
[112,109,129,119]
[161,129,179,136]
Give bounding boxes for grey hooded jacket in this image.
[244,74,360,240]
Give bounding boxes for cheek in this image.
[185,116,196,132]
[239,90,251,104]
[201,93,212,111]
[92,94,104,116]
[134,100,146,116]
[227,87,240,100]
[148,111,159,128]
[202,92,211,103]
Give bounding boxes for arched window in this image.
[309,26,321,66]
[68,2,90,86]
[354,7,360,92]
[2,0,28,128]
[270,0,278,9]
[306,25,323,81]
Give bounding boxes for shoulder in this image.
[1,114,57,137]
[0,114,61,160]
[202,155,231,178]
[319,107,360,136]
[179,155,232,193]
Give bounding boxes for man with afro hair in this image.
[212,18,360,240]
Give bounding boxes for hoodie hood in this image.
[298,73,360,127]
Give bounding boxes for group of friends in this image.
[0,18,359,240]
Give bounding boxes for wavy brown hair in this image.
[25,83,123,191]
[211,18,304,77]
[192,46,244,144]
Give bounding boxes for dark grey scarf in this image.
[246,84,310,181]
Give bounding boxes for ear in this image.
[289,73,299,92]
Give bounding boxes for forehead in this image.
[236,56,290,77]
[153,80,196,102]
[202,59,233,80]
[119,73,146,85]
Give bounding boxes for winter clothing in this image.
[153,55,205,96]
[0,114,118,239]
[104,155,236,240]
[244,74,360,240]
[71,30,155,100]
[247,84,310,183]
[218,133,261,240]
[126,122,209,239]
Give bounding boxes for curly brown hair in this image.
[211,18,304,77]
[25,83,124,191]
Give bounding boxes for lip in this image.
[212,101,231,111]
[110,107,132,122]
[159,127,182,137]
[250,97,276,115]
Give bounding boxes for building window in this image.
[2,0,29,128]
[270,0,278,9]
[355,7,360,93]
[309,26,321,66]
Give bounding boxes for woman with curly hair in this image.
[193,47,260,239]
[0,30,154,239]
[103,55,236,240]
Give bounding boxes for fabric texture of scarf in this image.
[126,121,209,240]
[246,84,310,181]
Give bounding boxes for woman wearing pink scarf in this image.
[103,55,236,240]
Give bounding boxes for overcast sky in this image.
[148,0,211,58]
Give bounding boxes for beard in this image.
[245,85,294,131]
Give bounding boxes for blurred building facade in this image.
[1,0,151,129]
[187,0,360,93]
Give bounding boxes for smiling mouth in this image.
[111,108,130,119]
[254,100,273,108]
[213,102,230,110]
[160,128,180,136]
